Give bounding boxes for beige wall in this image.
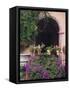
[48,12,66,49]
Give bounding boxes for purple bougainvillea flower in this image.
[24,63,30,72]
[42,70,50,79]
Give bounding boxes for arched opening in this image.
[36,17,59,47]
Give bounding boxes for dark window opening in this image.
[36,17,59,47]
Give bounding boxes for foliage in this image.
[30,54,58,79]
[20,46,65,80]
[20,10,39,44]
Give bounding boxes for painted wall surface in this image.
[49,12,65,48]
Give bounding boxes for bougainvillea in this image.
[20,47,65,80]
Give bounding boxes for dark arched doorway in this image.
[36,17,59,47]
